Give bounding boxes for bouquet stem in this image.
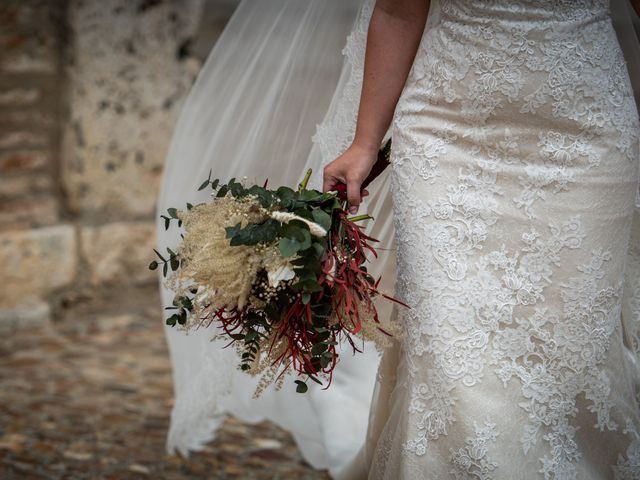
[298,168,313,192]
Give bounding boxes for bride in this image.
[157,0,640,478]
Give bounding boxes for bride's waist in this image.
[438,0,610,26]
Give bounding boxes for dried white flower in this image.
[270,211,327,237]
[266,262,296,288]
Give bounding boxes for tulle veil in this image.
[156,0,640,476]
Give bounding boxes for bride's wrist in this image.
[351,138,381,157]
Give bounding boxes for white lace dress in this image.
[351,1,640,478]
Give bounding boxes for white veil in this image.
[157,0,381,475]
[157,0,640,476]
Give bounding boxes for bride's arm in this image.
[323,0,429,213]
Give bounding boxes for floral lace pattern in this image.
[449,418,499,480]
[366,0,640,479]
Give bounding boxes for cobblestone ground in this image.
[0,287,330,479]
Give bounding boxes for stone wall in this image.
[0,0,237,328]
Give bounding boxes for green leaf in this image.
[229,219,280,246]
[164,217,170,230]
[148,260,159,270]
[197,179,210,191]
[153,249,166,262]
[229,181,244,197]
[309,241,325,259]
[279,237,300,257]
[302,292,311,304]
[247,185,273,208]
[281,220,311,251]
[311,343,327,356]
[166,313,180,327]
[275,186,296,207]
[311,208,332,231]
[245,331,258,342]
[320,355,332,369]
[316,331,331,342]
[295,279,322,293]
[170,257,180,271]
[295,380,308,393]
[167,208,178,219]
[163,262,168,277]
[225,223,241,239]
[299,189,322,202]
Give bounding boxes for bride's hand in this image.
[323,143,377,214]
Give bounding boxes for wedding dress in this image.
[338,1,640,478]
[157,0,640,478]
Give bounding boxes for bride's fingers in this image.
[322,173,337,193]
[347,179,362,214]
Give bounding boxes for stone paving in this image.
[0,286,330,479]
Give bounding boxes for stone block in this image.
[0,131,48,149]
[0,2,60,74]
[0,195,59,231]
[0,150,49,173]
[0,173,54,199]
[80,221,157,286]
[0,111,54,129]
[0,88,41,105]
[0,300,51,333]
[0,225,77,307]
[0,52,56,74]
[61,0,203,218]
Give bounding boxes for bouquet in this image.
[151,140,404,395]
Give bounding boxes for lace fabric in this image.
[341,1,640,478]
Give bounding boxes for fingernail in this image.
[349,206,358,214]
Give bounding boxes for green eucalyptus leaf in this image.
[247,185,273,208]
[295,380,308,393]
[299,189,322,202]
[216,185,228,197]
[225,223,241,239]
[245,331,258,342]
[316,331,331,342]
[279,237,300,257]
[229,219,279,246]
[275,186,295,207]
[311,343,327,356]
[311,208,332,231]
